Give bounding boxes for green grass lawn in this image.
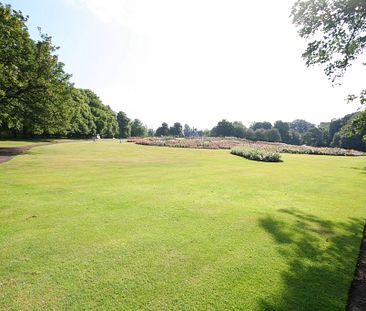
[1,140,365,310]
[0,139,54,147]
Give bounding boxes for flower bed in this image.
[127,137,366,156]
[231,147,281,162]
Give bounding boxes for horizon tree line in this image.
[0,2,365,152]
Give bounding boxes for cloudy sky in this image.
[7,0,365,129]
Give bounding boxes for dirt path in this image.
[347,222,366,311]
[0,142,58,164]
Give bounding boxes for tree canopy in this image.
[155,122,169,136]
[0,3,120,139]
[291,0,366,140]
[292,0,366,83]
[169,122,183,137]
[0,4,73,136]
[250,121,272,131]
[131,118,147,137]
[117,111,130,138]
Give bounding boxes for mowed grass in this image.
[0,140,54,147]
[0,140,365,310]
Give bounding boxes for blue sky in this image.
[7,0,129,91]
[6,0,364,129]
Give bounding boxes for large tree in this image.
[169,122,183,137]
[274,120,291,143]
[131,118,147,137]
[183,124,191,137]
[233,121,246,138]
[254,129,268,141]
[211,119,235,137]
[290,119,314,134]
[82,90,118,137]
[303,127,326,147]
[250,121,272,131]
[291,0,366,139]
[0,3,74,137]
[266,128,282,142]
[155,122,169,136]
[0,4,122,139]
[117,111,130,138]
[68,88,96,137]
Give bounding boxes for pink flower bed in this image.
[127,137,366,156]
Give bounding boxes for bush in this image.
[231,147,281,162]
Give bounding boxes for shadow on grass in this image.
[350,166,366,175]
[258,209,363,311]
[0,142,57,163]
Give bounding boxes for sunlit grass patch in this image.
[0,140,365,310]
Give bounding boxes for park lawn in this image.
[0,140,365,310]
[0,140,54,147]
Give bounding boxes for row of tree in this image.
[208,115,365,150]
[0,4,124,139]
[148,115,365,151]
[116,112,150,138]
[1,2,365,152]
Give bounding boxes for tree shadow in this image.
[0,142,56,164]
[350,166,366,175]
[258,209,364,311]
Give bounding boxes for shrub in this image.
[231,147,281,162]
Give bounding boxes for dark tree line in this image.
[205,115,366,151]
[149,115,365,151]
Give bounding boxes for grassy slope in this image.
[0,140,365,310]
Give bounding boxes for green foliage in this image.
[231,147,281,162]
[183,124,192,137]
[155,122,169,136]
[117,111,131,138]
[327,112,366,150]
[233,121,246,138]
[288,129,302,145]
[266,128,282,142]
[245,128,255,140]
[292,0,366,137]
[303,127,326,147]
[211,119,235,137]
[352,110,366,140]
[331,113,366,150]
[332,131,365,150]
[274,120,291,143]
[0,3,119,139]
[290,119,315,134]
[250,121,272,131]
[0,4,35,130]
[169,122,183,137]
[254,128,268,141]
[81,90,118,138]
[131,118,147,137]
[292,0,366,83]
[0,3,74,136]
[68,89,96,137]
